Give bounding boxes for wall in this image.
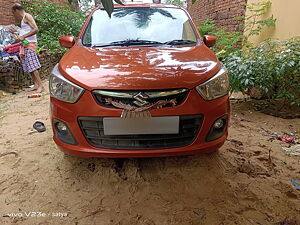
[187,0,247,32]
[0,0,16,25]
[0,0,69,25]
[245,0,300,45]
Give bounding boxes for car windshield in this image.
[82,7,198,47]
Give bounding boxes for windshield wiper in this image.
[164,40,196,46]
[93,40,163,47]
[91,39,196,47]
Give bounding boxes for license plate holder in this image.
[103,116,179,135]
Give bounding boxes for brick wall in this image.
[187,0,247,32]
[0,0,69,25]
[0,0,16,25]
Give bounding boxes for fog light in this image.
[57,122,67,132]
[213,118,224,129]
[206,115,228,142]
[54,119,77,145]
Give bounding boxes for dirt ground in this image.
[0,82,299,225]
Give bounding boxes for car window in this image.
[82,7,198,46]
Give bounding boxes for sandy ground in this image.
[0,82,299,225]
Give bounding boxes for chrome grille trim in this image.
[93,89,188,99]
[93,89,189,109]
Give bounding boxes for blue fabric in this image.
[291,179,300,190]
[0,51,19,57]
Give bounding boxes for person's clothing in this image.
[21,48,41,73]
[19,13,37,43]
[17,13,40,73]
[19,42,37,58]
[4,43,21,54]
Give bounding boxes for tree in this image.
[68,0,80,10]
[82,0,124,17]
[165,0,184,6]
[22,0,85,54]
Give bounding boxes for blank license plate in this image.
[103,116,179,135]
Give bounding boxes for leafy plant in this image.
[92,0,124,17]
[166,0,184,6]
[243,0,276,47]
[198,19,243,58]
[68,0,124,17]
[21,0,85,55]
[223,37,300,105]
[77,0,96,14]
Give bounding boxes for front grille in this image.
[93,89,188,109]
[78,115,203,150]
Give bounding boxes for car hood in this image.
[59,45,221,90]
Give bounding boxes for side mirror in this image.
[59,35,75,48]
[203,35,217,47]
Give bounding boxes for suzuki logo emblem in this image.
[133,92,150,107]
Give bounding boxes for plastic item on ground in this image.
[0,90,8,96]
[216,49,226,56]
[33,121,46,133]
[282,145,300,156]
[278,136,295,143]
[291,179,300,190]
[28,94,42,98]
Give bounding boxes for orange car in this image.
[50,4,230,158]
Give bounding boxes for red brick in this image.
[188,0,247,32]
[0,0,68,25]
[0,0,15,25]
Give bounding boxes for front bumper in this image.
[50,89,230,158]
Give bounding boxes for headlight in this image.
[195,66,229,100]
[49,64,84,103]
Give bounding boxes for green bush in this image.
[165,0,184,6]
[21,0,85,54]
[223,37,300,105]
[198,19,243,58]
